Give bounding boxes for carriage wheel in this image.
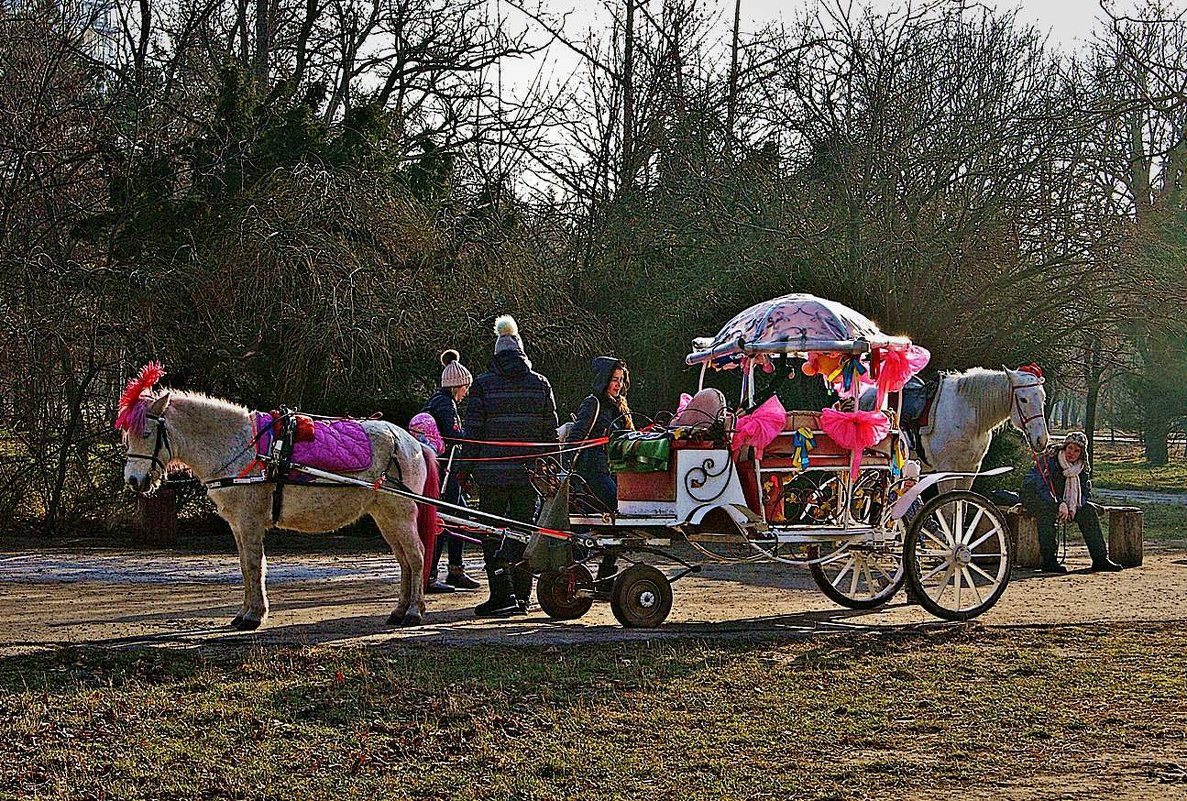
[904,491,1012,621]
[537,564,595,620]
[809,520,906,610]
[610,565,673,629]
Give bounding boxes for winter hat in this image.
[440,349,472,388]
[409,412,445,455]
[1064,431,1088,452]
[493,314,524,354]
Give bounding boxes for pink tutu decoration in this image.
[820,408,892,480]
[731,394,787,459]
[875,345,930,407]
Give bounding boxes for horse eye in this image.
[1020,398,1028,404]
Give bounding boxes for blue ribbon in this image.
[791,427,816,470]
[840,356,868,393]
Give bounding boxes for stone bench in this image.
[1001,503,1143,568]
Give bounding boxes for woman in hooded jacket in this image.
[567,356,634,580]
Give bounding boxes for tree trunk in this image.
[1083,336,1102,462]
[1145,418,1170,466]
[726,0,742,146]
[620,0,635,192]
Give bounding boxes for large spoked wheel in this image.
[809,520,906,610]
[537,564,595,621]
[610,565,673,629]
[905,491,1012,621]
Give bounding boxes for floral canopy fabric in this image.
[687,293,907,366]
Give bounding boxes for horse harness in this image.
[200,407,406,526]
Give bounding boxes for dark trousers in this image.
[576,467,617,514]
[1021,488,1108,566]
[431,473,465,570]
[477,484,536,571]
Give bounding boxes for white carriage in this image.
[537,293,1014,628]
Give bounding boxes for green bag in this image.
[608,431,672,473]
[525,478,574,571]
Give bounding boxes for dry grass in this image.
[1,624,1185,800]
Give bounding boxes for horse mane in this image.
[168,389,249,415]
[945,367,1010,430]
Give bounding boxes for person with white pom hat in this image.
[420,349,480,593]
[464,314,559,617]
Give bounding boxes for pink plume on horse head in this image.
[115,361,166,432]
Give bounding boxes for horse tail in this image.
[415,442,443,589]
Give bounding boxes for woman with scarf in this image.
[1021,431,1122,573]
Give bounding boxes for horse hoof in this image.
[400,612,423,628]
[229,615,244,629]
[386,611,405,627]
[234,617,262,631]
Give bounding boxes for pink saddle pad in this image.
[254,413,373,473]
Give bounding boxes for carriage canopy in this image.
[686,293,911,367]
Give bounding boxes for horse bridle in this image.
[1010,380,1046,429]
[126,413,173,478]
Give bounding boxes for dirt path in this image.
[1,540,1183,654]
[1096,488,1187,506]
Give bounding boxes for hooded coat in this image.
[464,349,559,487]
[567,357,631,477]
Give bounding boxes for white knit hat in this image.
[440,349,472,388]
[493,314,524,354]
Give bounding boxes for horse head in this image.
[115,362,174,494]
[120,393,173,494]
[1004,364,1049,452]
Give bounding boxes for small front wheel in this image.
[610,565,673,628]
[905,491,1012,621]
[537,564,595,620]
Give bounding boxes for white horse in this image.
[120,389,434,630]
[920,365,1049,483]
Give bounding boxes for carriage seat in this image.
[759,410,895,470]
[669,388,727,429]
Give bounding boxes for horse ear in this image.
[148,393,171,417]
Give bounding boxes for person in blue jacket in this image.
[420,349,481,593]
[1021,431,1122,573]
[567,356,634,513]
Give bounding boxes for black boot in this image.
[1040,562,1068,574]
[511,565,534,614]
[475,563,523,617]
[1090,559,1123,572]
[595,554,619,583]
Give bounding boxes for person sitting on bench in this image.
[1021,431,1123,573]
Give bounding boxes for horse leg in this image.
[230,524,269,630]
[373,502,424,627]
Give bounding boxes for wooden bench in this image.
[1002,504,1143,568]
